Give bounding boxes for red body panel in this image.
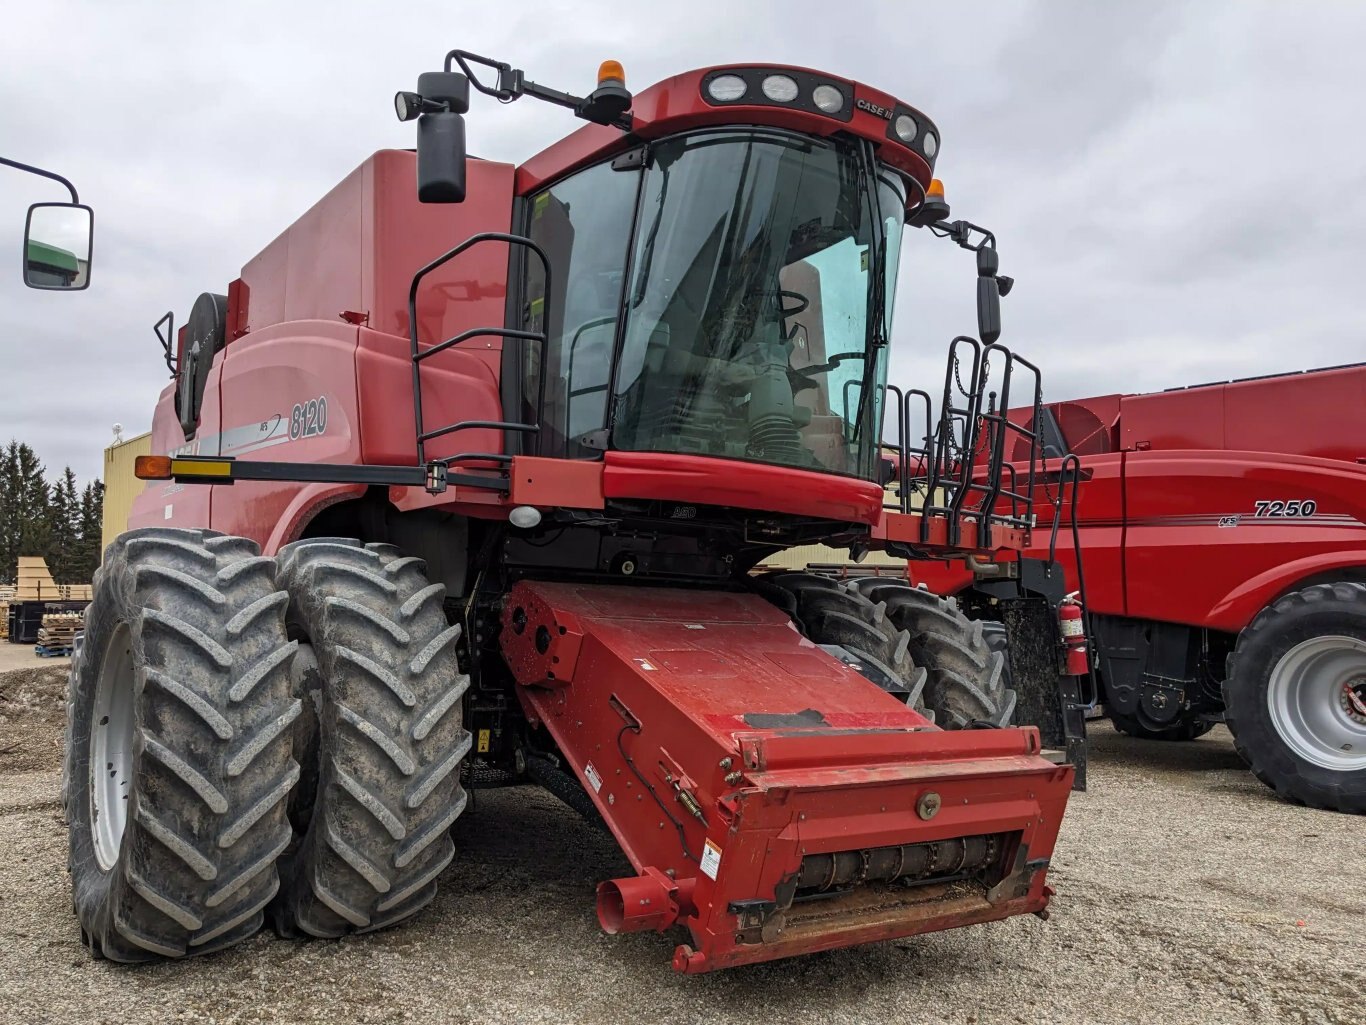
[500,581,1071,972]
[913,365,1366,633]
[131,151,519,548]
[602,451,886,525]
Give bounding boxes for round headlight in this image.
[508,505,543,529]
[707,74,747,102]
[761,74,799,102]
[923,132,938,158]
[812,84,844,113]
[893,114,917,144]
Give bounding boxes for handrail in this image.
[408,232,553,466]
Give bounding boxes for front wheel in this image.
[270,539,471,938]
[66,529,300,961]
[1224,582,1366,813]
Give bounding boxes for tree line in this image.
[0,441,104,585]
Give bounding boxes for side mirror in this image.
[975,245,1001,345]
[976,276,1001,345]
[24,202,93,290]
[406,72,470,203]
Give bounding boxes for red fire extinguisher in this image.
[1058,593,1088,676]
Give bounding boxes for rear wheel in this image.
[848,579,1015,728]
[1224,582,1366,813]
[270,539,471,937]
[66,528,300,961]
[757,572,927,713]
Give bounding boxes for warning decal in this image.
[700,838,722,880]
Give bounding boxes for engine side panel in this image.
[1123,450,1366,630]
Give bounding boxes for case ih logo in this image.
[856,98,893,119]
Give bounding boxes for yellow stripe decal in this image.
[171,459,233,478]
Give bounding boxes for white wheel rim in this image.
[1266,634,1366,771]
[90,623,136,871]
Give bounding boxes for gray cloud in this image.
[2,0,1362,483]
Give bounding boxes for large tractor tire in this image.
[757,572,928,712]
[1224,582,1366,813]
[270,540,471,937]
[849,579,1016,728]
[66,528,301,962]
[1108,710,1215,742]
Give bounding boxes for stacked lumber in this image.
[0,601,8,640]
[15,556,93,601]
[36,611,82,653]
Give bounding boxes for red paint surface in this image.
[602,451,886,525]
[501,581,1072,972]
[912,364,1366,633]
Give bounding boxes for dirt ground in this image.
[0,653,1361,1025]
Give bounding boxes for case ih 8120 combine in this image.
[60,51,1085,970]
[913,364,1366,813]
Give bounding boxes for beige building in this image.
[101,431,152,553]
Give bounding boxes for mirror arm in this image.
[443,48,633,131]
[0,156,78,203]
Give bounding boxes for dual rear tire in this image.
[65,531,470,961]
[759,572,1015,728]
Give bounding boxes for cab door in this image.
[515,158,642,459]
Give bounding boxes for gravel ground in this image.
[0,659,1360,1025]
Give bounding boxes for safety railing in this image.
[882,337,1045,548]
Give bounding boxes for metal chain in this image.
[952,354,970,397]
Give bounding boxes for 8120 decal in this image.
[289,396,328,440]
[1253,499,1317,517]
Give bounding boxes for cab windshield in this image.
[610,130,904,479]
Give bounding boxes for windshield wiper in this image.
[630,160,670,309]
[851,137,887,448]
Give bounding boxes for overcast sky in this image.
[2,0,1363,483]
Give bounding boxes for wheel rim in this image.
[90,622,136,871]
[1266,634,1366,771]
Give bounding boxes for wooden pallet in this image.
[37,612,82,652]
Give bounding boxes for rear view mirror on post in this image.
[399,71,471,203]
[976,275,1001,345]
[24,202,93,290]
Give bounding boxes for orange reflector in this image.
[135,455,172,480]
[927,178,945,198]
[598,59,625,86]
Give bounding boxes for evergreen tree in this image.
[15,444,51,570]
[0,442,20,581]
[0,441,103,583]
[75,480,105,581]
[48,467,81,582]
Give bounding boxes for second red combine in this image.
[70,49,1080,972]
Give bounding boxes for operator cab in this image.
[400,55,979,495]
[518,128,905,481]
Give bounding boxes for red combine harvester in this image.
[912,364,1366,813]
[67,50,1083,971]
